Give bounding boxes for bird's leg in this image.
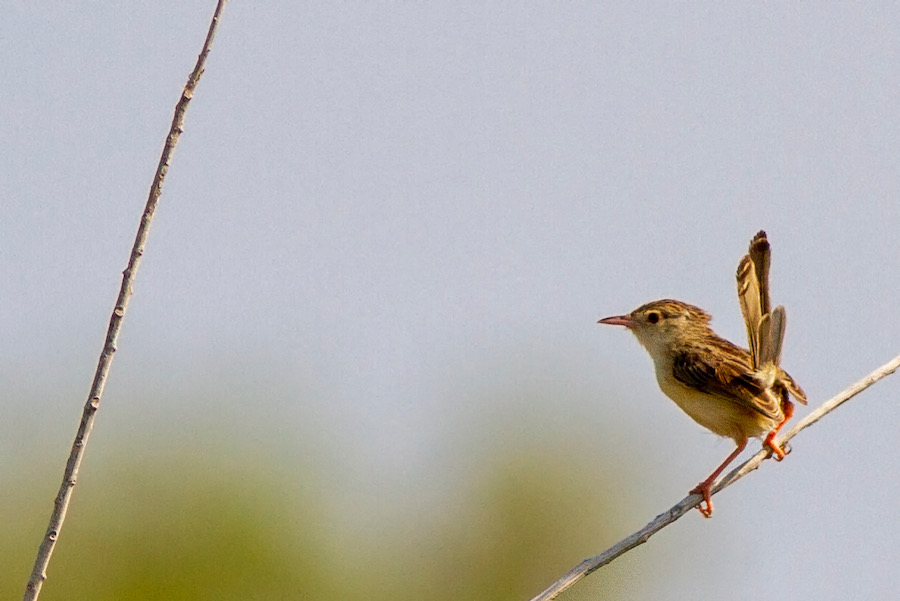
[764,399,794,461]
[689,440,747,518]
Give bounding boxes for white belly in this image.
[654,366,775,444]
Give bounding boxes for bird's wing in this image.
[672,345,782,421]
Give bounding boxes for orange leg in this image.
[689,439,747,518]
[764,400,795,461]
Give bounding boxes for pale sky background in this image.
[3,3,900,600]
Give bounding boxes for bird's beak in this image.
[598,314,637,329]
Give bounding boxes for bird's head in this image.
[599,299,711,356]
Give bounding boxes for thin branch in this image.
[529,352,900,601]
[22,3,227,599]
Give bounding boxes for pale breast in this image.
[654,365,776,444]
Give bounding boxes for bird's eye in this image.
[647,311,661,324]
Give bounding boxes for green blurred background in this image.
[3,359,651,600]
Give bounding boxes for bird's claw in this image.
[689,484,714,518]
[764,436,790,461]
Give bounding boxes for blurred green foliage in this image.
[3,437,639,601]
[1,358,651,601]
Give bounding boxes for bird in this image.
[598,231,806,517]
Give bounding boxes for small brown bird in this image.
[599,231,806,517]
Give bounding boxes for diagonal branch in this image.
[22,3,227,600]
[529,352,900,601]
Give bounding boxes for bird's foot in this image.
[689,482,714,518]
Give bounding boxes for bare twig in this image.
[529,353,900,601]
[22,3,227,599]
